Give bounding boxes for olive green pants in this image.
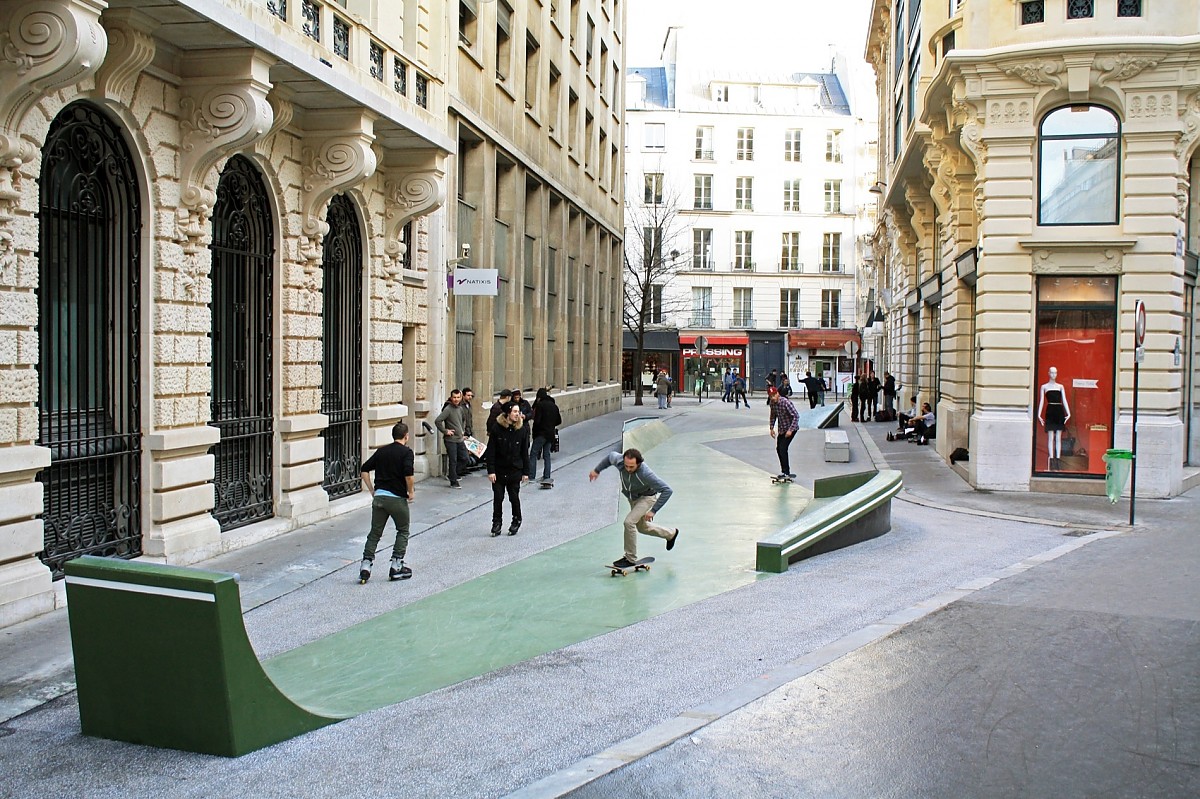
[362,494,410,561]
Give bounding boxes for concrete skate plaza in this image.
[3,398,1196,798]
[265,418,815,716]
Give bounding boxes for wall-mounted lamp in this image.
[868,182,886,195]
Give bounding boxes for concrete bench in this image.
[824,429,850,462]
[756,469,903,573]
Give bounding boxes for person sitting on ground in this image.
[897,395,919,432]
[904,402,936,443]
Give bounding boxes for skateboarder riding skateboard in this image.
[589,447,680,569]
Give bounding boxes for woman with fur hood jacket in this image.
[485,404,531,536]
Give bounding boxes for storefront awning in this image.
[787,329,861,350]
[623,329,680,351]
[679,334,749,346]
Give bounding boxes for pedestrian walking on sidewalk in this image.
[732,373,748,408]
[486,404,531,535]
[528,387,562,483]
[768,387,799,480]
[589,447,680,568]
[357,422,415,583]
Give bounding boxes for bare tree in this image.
[623,189,692,405]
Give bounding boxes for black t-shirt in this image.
[360,442,414,496]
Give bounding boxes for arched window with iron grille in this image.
[321,193,364,499]
[37,102,143,578]
[210,155,275,530]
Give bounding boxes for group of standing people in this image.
[851,371,897,423]
[356,385,565,583]
[720,368,749,408]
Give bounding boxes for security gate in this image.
[320,194,363,499]
[210,156,274,530]
[37,102,143,579]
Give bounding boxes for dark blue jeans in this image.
[529,435,553,480]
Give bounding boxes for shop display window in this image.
[1033,276,1116,477]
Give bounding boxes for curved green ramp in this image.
[65,556,342,757]
[64,417,814,755]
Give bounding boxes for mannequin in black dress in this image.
[1037,366,1071,470]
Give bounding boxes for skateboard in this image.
[539,478,554,489]
[606,556,655,576]
[771,475,794,484]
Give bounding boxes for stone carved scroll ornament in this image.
[381,169,444,310]
[0,0,108,220]
[175,80,274,296]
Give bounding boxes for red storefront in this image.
[679,334,748,394]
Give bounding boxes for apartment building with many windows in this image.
[625,27,873,394]
[866,0,1200,497]
[450,0,623,420]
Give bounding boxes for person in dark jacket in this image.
[528,387,562,483]
[486,388,514,438]
[802,371,822,409]
[486,404,531,536]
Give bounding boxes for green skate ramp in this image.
[262,418,812,716]
[65,556,341,757]
[64,418,811,754]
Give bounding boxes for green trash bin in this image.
[1102,449,1133,504]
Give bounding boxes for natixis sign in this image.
[451,269,499,295]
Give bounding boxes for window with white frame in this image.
[692,286,712,326]
[695,126,714,160]
[649,284,664,324]
[780,232,800,271]
[734,231,753,270]
[642,225,662,268]
[783,179,801,212]
[826,130,843,163]
[1038,105,1120,226]
[643,172,664,205]
[780,289,801,327]
[692,228,713,269]
[735,176,753,210]
[737,128,755,161]
[694,174,713,209]
[784,129,802,161]
[824,180,842,213]
[733,287,753,327]
[644,122,666,150]
[822,232,841,272]
[821,289,841,327]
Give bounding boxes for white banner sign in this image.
[453,269,499,295]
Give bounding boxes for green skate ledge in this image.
[755,469,902,573]
[65,556,343,757]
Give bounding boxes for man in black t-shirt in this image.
[358,422,416,583]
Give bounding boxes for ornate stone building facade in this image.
[866,0,1200,498]
[0,0,622,627]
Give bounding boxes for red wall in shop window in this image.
[1034,326,1115,476]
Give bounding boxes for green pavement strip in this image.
[263,426,811,717]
